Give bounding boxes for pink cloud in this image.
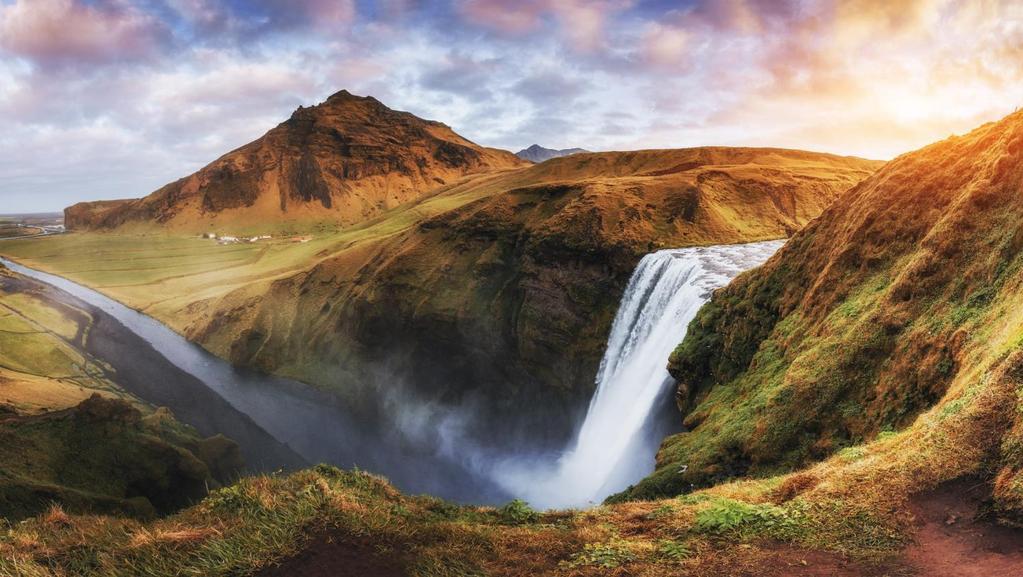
[639,22,690,68]
[460,0,546,34]
[302,0,357,28]
[458,0,631,51]
[0,0,167,67]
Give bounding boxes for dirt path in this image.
[253,534,408,577]
[902,478,1023,577]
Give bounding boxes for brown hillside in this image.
[64,90,526,231]
[626,108,1023,525]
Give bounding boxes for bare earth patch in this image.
[253,533,408,577]
[903,478,1023,577]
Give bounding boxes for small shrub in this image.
[657,539,691,562]
[564,539,636,569]
[497,499,539,525]
[837,445,867,462]
[876,429,898,441]
[312,463,345,479]
[693,499,799,538]
[644,504,675,520]
[422,498,462,521]
[205,483,255,512]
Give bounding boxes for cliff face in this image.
[64,90,526,232]
[179,147,880,447]
[626,110,1023,522]
[64,199,135,231]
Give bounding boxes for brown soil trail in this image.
[253,534,408,577]
[903,478,1023,577]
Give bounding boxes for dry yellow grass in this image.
[0,370,110,414]
[129,525,223,549]
[0,270,125,414]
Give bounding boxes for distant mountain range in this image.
[515,144,590,163]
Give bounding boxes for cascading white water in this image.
[496,240,784,508]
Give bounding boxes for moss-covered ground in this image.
[0,464,914,577]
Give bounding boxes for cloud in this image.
[458,0,632,51]
[418,53,502,101]
[3,0,1023,212]
[512,71,589,105]
[637,21,689,68]
[459,0,545,34]
[0,0,169,68]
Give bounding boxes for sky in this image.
[1,0,1022,213]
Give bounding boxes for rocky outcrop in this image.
[64,90,526,231]
[64,199,135,231]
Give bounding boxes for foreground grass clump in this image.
[1,462,915,577]
[1,467,406,577]
[562,538,637,569]
[3,466,576,577]
[498,499,540,525]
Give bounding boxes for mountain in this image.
[515,144,589,163]
[64,90,526,231]
[623,109,1023,526]
[222,147,878,447]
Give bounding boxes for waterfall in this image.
[496,239,784,508]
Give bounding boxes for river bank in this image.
[0,255,513,504]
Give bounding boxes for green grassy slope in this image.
[618,110,1023,527]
